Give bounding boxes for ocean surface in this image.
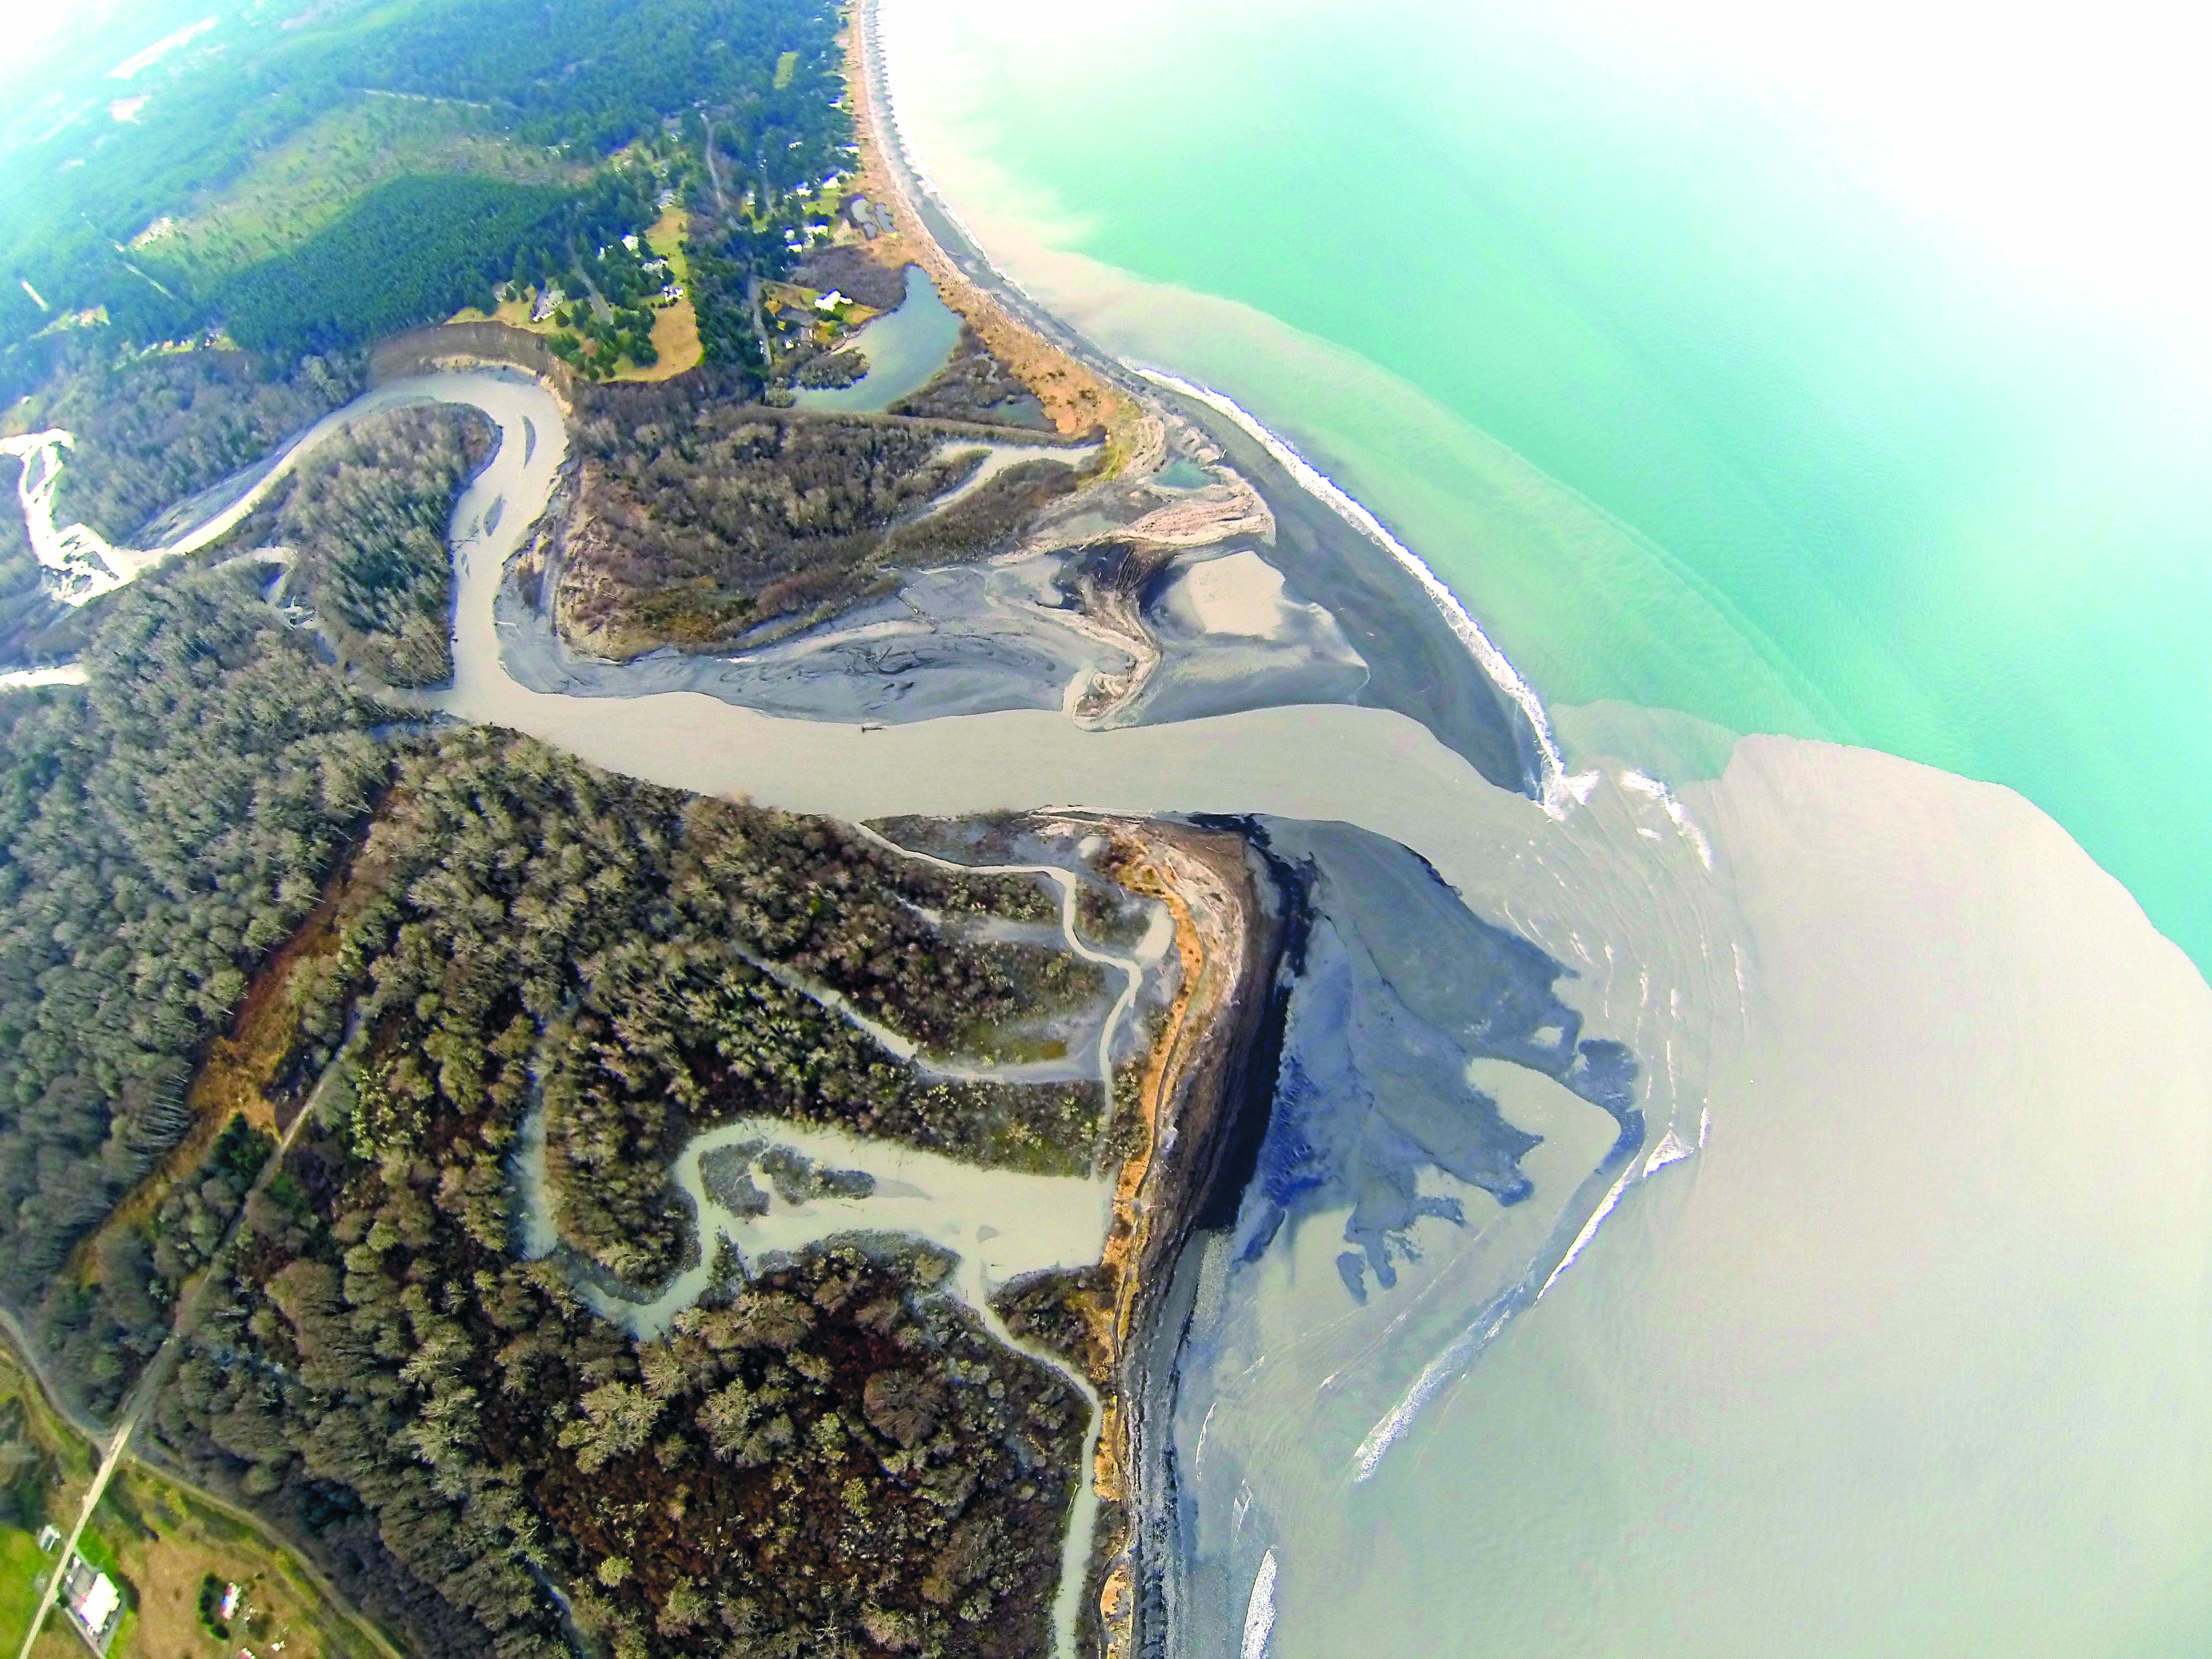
[879,0,2212,973]
[871,2,2212,1654]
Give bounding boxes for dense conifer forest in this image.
[220,177,581,359]
[0,567,388,1357]
[269,404,494,686]
[0,0,850,398]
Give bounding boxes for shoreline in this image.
[838,19,1312,1651]
[846,0,1552,798]
[842,3,1151,462]
[1082,818,1285,1659]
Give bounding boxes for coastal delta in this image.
[0,7,1683,1659]
[0,301,1661,1659]
[4,3,2205,1657]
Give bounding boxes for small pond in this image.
[791,263,963,414]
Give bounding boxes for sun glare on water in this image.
[1459,0,2212,340]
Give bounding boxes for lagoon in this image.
[790,262,963,413]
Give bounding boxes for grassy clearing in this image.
[137,92,588,291]
[0,1338,392,1659]
[628,208,702,380]
[96,1468,393,1659]
[448,206,702,382]
[0,1348,93,1657]
[0,1528,51,1655]
[647,207,693,286]
[774,49,800,88]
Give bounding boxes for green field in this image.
[0,1526,51,1653]
[67,1522,122,1584]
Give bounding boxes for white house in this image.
[61,1554,123,1652]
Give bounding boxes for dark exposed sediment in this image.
[1080,820,1295,1659]
[851,0,1543,797]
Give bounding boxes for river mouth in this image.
[6,358,1728,1659]
[35,352,2200,1659]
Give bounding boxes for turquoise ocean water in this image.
[884,0,2212,971]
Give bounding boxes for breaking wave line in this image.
[1239,1549,1279,1659]
[1133,367,1578,815]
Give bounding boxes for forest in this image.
[220,176,588,361]
[0,542,1123,1648]
[264,404,494,686]
[559,378,1087,655]
[339,0,845,158]
[0,565,390,1402]
[118,728,1110,1657]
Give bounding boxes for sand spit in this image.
[490,456,1368,734]
[845,0,1546,792]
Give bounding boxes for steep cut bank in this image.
[1079,821,1286,1659]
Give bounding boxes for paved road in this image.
[10,1070,363,1659]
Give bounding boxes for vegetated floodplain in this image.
[25,348,366,546]
[135,728,1110,1658]
[0,1,1144,1653]
[556,367,1087,656]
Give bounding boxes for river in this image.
[11,352,2211,1657]
[373,366,2212,1657]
